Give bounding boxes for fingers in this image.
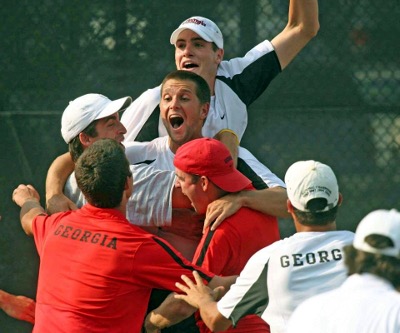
[175,271,202,293]
[192,270,203,285]
[204,205,220,233]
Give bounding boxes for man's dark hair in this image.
[68,120,99,162]
[161,70,211,105]
[344,234,400,289]
[293,198,339,226]
[75,138,132,208]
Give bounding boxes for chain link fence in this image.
[1,0,399,331]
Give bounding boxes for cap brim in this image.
[209,169,252,193]
[170,26,214,45]
[95,96,132,121]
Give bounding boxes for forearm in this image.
[288,0,319,36]
[145,293,196,331]
[239,187,290,218]
[13,185,44,236]
[0,289,9,309]
[0,289,36,324]
[20,200,45,236]
[272,0,319,70]
[198,301,232,332]
[46,152,75,200]
[214,129,239,167]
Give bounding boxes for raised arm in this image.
[271,0,319,70]
[45,152,77,214]
[12,184,45,236]
[204,187,289,231]
[0,289,35,324]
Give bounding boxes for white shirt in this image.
[125,136,285,189]
[217,231,355,333]
[288,273,400,333]
[121,40,281,142]
[64,163,175,227]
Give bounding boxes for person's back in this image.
[253,229,353,331]
[288,209,400,333]
[33,207,167,332]
[288,273,400,333]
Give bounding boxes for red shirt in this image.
[32,204,213,333]
[193,207,279,333]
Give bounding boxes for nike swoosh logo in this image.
[220,114,225,119]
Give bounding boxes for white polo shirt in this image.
[288,273,400,333]
[217,230,354,333]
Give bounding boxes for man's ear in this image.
[124,176,133,198]
[79,132,92,148]
[287,200,295,214]
[200,176,209,192]
[216,48,224,64]
[337,193,343,206]
[200,102,210,120]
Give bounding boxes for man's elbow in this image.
[300,21,320,41]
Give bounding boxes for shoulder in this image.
[133,85,161,102]
[217,40,277,77]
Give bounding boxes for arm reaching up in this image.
[45,152,77,214]
[271,0,319,70]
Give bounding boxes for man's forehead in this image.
[162,79,196,94]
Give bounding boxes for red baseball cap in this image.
[174,138,252,192]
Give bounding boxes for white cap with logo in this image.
[170,16,223,49]
[285,160,339,212]
[353,209,400,258]
[61,93,132,144]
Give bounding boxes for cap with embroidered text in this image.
[174,138,251,192]
[61,93,132,144]
[285,160,339,212]
[170,16,223,49]
[353,209,400,258]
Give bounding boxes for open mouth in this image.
[169,115,184,129]
[182,62,198,69]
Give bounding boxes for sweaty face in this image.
[174,30,222,87]
[175,169,208,215]
[92,112,127,144]
[160,78,208,153]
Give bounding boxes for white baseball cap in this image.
[353,209,400,258]
[285,160,339,212]
[61,93,132,144]
[170,16,223,49]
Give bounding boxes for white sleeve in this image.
[218,40,275,77]
[217,246,273,325]
[126,164,175,227]
[121,85,161,143]
[238,146,286,188]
